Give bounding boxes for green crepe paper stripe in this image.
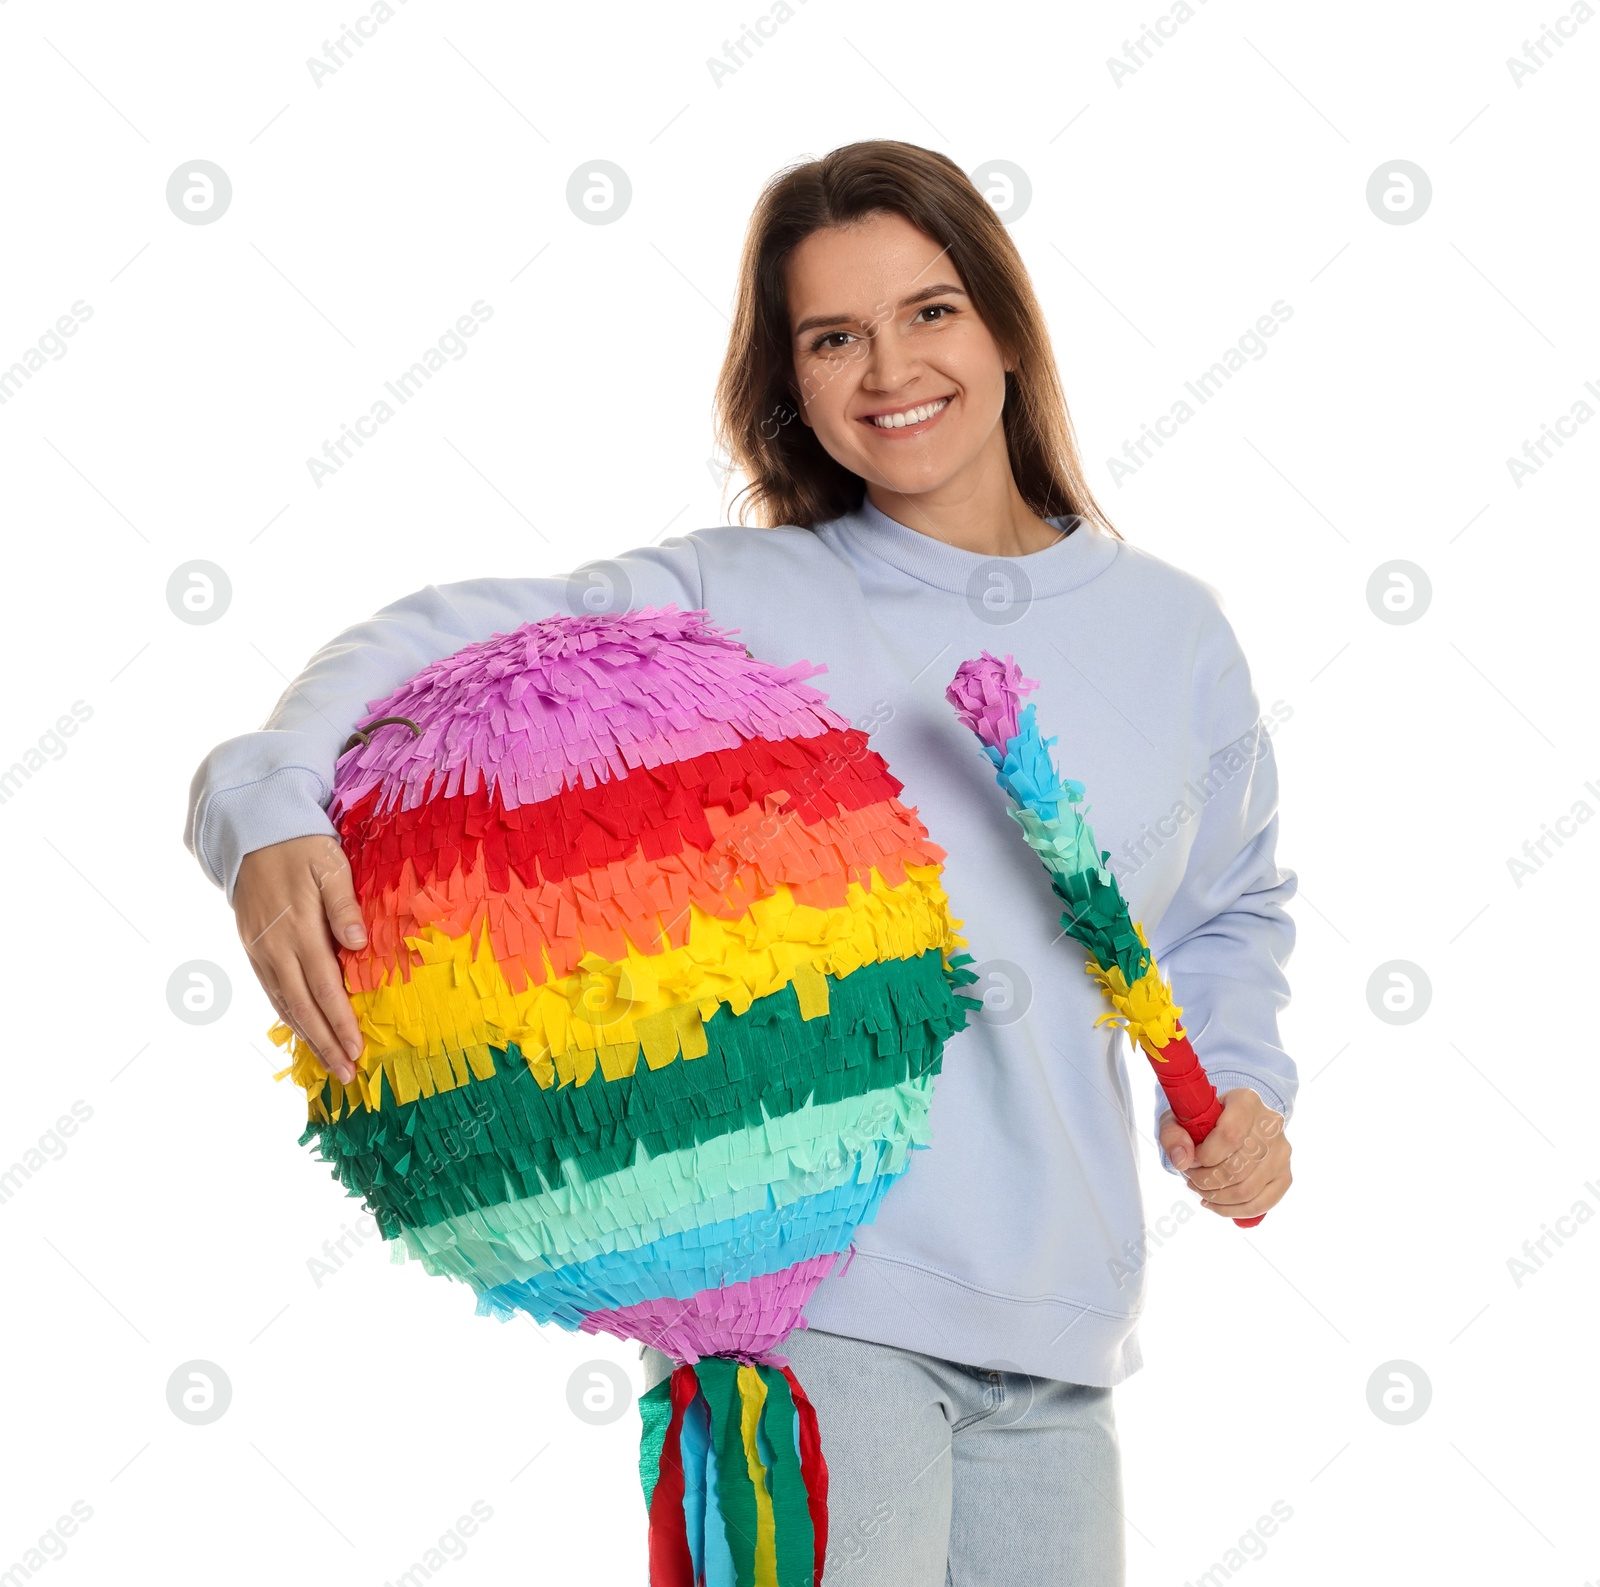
[376,1014,945,1240]
[698,1357,761,1587]
[300,948,977,1239]
[639,1377,674,1514]
[315,946,950,1155]
[759,1366,815,1587]
[397,1074,935,1290]
[1009,807,1151,986]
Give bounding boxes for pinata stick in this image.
[945,652,1265,1229]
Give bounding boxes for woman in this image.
[187,140,1297,1585]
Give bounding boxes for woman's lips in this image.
[857,395,953,437]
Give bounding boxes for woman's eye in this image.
[916,304,954,324]
[811,330,853,352]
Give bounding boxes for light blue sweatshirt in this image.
[184,497,1298,1387]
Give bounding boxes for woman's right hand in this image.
[234,834,368,1084]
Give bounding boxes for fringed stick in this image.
[945,651,1265,1229]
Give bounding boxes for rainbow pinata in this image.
[269,605,977,1585]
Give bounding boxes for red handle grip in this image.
[1142,1029,1265,1229]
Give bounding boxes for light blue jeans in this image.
[641,1326,1126,1585]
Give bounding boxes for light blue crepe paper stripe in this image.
[476,1168,902,1327]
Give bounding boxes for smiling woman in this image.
[715,141,1116,554]
[188,136,1299,1587]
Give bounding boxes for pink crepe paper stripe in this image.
[575,1251,844,1368]
[329,606,850,822]
[944,650,1039,755]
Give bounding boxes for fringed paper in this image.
[270,862,961,1113]
[946,648,1264,1229]
[399,1075,938,1288]
[640,1357,828,1587]
[267,606,980,1583]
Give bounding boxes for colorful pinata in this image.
[944,649,1263,1229]
[269,605,978,1584]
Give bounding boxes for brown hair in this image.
[713,139,1118,537]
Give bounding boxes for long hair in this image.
[713,139,1118,537]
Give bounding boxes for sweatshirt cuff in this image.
[1154,1069,1293,1175]
[191,767,338,905]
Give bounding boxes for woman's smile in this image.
[858,395,954,435]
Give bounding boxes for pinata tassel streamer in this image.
[945,652,1265,1229]
[640,1359,829,1587]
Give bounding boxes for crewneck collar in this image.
[818,494,1121,598]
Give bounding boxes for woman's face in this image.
[784,209,1012,501]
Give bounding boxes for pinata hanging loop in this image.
[339,715,422,756]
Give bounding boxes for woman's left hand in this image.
[1157,1088,1292,1220]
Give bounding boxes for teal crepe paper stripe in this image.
[399,1074,934,1290]
[639,1377,673,1514]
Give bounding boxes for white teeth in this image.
[871,398,948,429]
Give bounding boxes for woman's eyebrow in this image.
[792,282,968,339]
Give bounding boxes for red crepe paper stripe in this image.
[648,1366,699,1587]
[337,726,906,900]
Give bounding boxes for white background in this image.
[1,0,1595,1582]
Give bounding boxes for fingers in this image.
[1191,1127,1292,1194]
[304,851,368,1066]
[1195,1154,1274,1206]
[1190,1138,1292,1214]
[305,945,365,1074]
[234,836,365,1085]
[1159,1118,1198,1172]
[1161,1099,1294,1218]
[314,848,368,951]
[273,954,359,1085]
[247,937,359,1083]
[1188,1137,1274,1191]
[1188,1096,1285,1173]
[1160,1111,1258,1177]
[1200,1167,1291,1220]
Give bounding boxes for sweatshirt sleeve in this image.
[1144,605,1299,1175]
[183,539,705,904]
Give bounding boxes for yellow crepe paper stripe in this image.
[270,862,961,1116]
[1084,922,1186,1059]
[738,1364,780,1587]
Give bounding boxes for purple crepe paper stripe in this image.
[944,650,1038,755]
[575,1250,844,1367]
[329,606,850,822]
